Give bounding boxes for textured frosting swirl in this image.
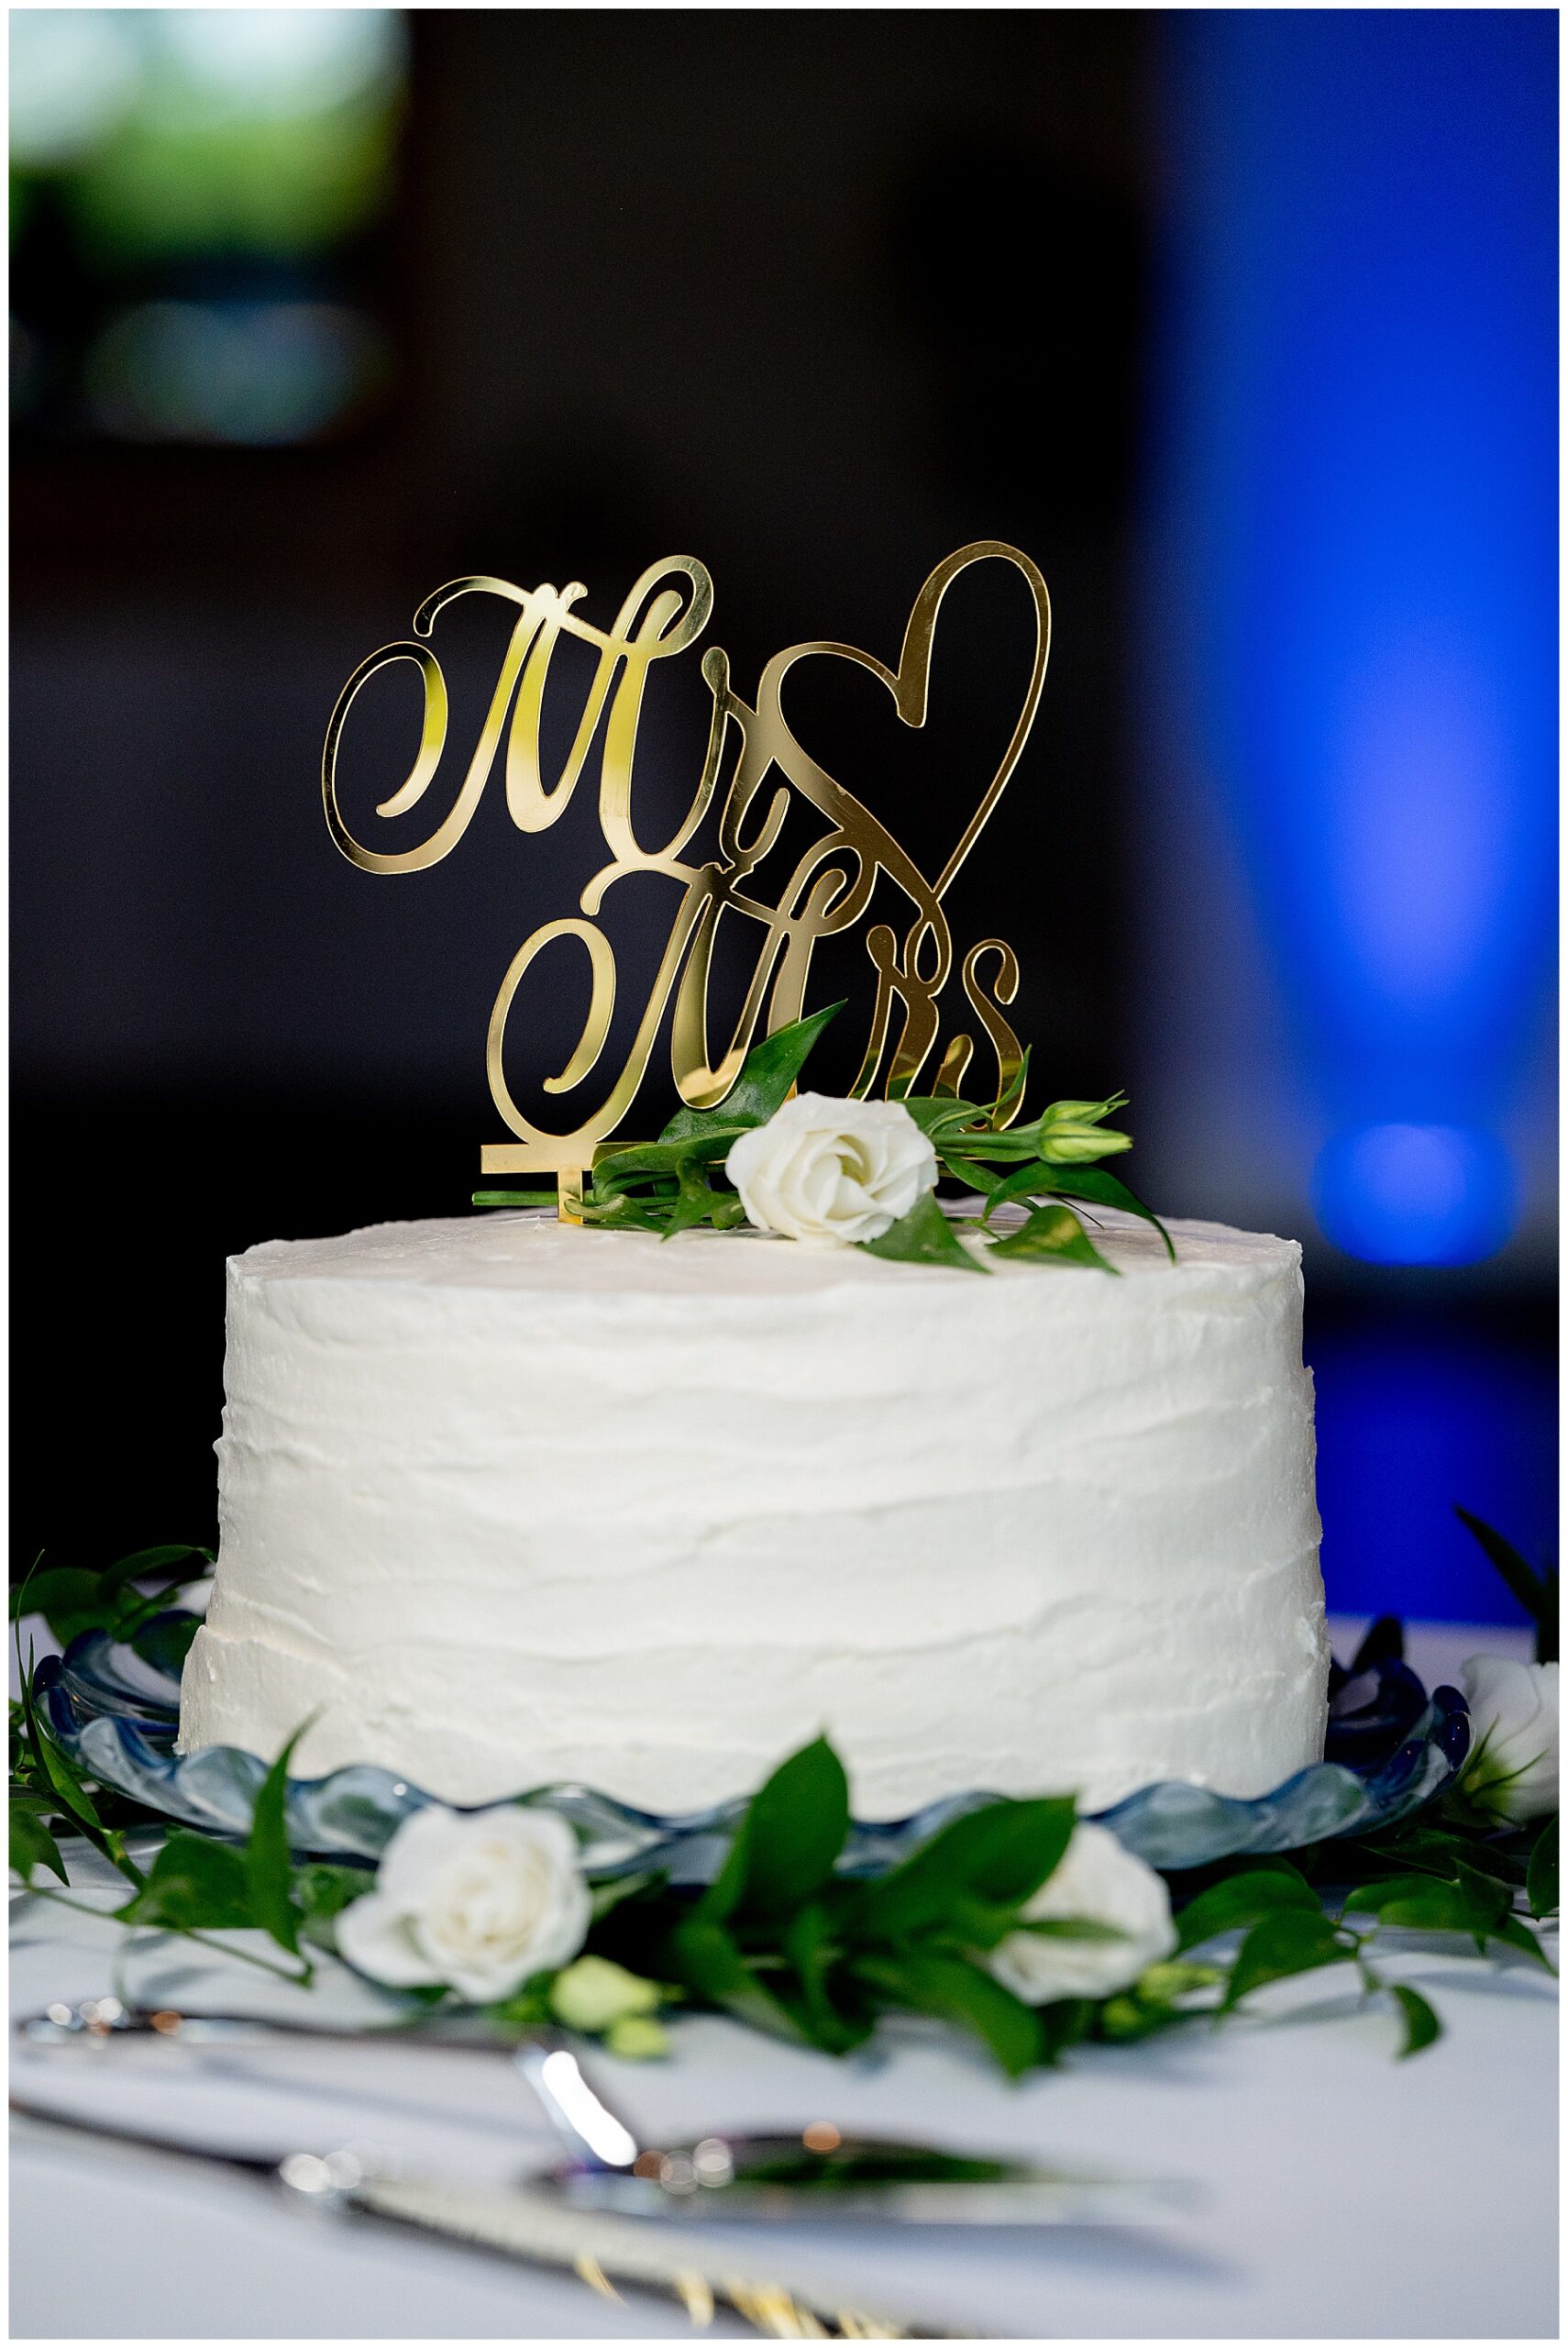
[180,1206,1329,1817]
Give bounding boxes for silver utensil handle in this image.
[13,2099,933,2340]
[348,2171,923,2339]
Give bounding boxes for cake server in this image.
[518,2040,1192,2228]
[10,2093,931,2339]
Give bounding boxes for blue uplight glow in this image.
[1155,12,1556,1266]
[1312,1123,1517,1268]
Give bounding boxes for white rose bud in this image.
[549,1955,661,2033]
[726,1093,938,1246]
[988,1822,1176,2005]
[604,2014,669,2060]
[337,1804,590,2005]
[1036,1124,1132,1164]
[1034,1097,1132,1164]
[1459,1656,1559,1822]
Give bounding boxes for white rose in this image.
[1459,1656,1559,1822]
[988,1822,1176,2004]
[726,1093,938,1246]
[337,1804,590,2005]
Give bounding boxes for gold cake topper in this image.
[323,540,1050,1218]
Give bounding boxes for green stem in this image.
[20,1885,314,1988]
[181,1929,315,1988]
[1350,1921,1382,2002]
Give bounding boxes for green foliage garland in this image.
[9,1534,1558,2075]
[474,1003,1171,1273]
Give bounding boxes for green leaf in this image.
[1342,1873,1509,1934]
[661,1002,845,1139]
[9,1567,105,1634]
[1526,1816,1558,1919]
[9,1551,46,1620]
[856,1798,1076,1942]
[97,1545,214,1600]
[698,1736,850,1925]
[936,1153,1002,1197]
[931,1891,1057,1954]
[658,1155,729,1243]
[1221,1911,1353,2011]
[693,1806,754,1929]
[782,1900,870,2054]
[1485,1912,1555,1973]
[1449,1837,1529,1888]
[1030,1168,1176,1261]
[1453,1511,1555,1658]
[10,1797,67,1885]
[664,1916,809,2043]
[482,1982,553,2032]
[1390,1983,1441,2058]
[986,1045,1032,1125]
[592,1122,752,1191]
[1354,1821,1518,1885]
[117,1832,254,1931]
[246,1722,313,1956]
[861,1191,985,1272]
[974,1157,1172,1257]
[1014,1916,1128,1942]
[988,1203,1119,1273]
[294,1863,371,1921]
[976,1158,1067,1224]
[294,1863,374,1952]
[589,1868,667,1925]
[744,1735,851,1917]
[17,1665,139,1884]
[580,1192,669,1234]
[471,1189,562,1209]
[854,1951,1041,2077]
[1034,1995,1095,2066]
[1176,1866,1320,1951]
[900,1094,998,1144]
[10,1546,213,1648]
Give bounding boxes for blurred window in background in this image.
[10,7,406,446]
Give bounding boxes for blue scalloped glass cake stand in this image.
[36,1615,1470,1880]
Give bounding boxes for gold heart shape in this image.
[746,540,1051,1099]
[760,538,1050,900]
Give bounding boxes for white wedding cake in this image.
[179,1204,1329,1818]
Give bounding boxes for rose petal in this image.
[335,1890,445,1988]
[373,1801,475,1904]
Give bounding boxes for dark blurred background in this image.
[11,9,1557,1623]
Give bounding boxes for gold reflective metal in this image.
[324,542,1050,1215]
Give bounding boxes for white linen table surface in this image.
[9,1622,1558,2340]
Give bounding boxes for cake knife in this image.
[10,2093,933,2339]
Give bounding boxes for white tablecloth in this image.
[10,1625,1558,2340]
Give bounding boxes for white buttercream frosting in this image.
[179,1206,1329,1818]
